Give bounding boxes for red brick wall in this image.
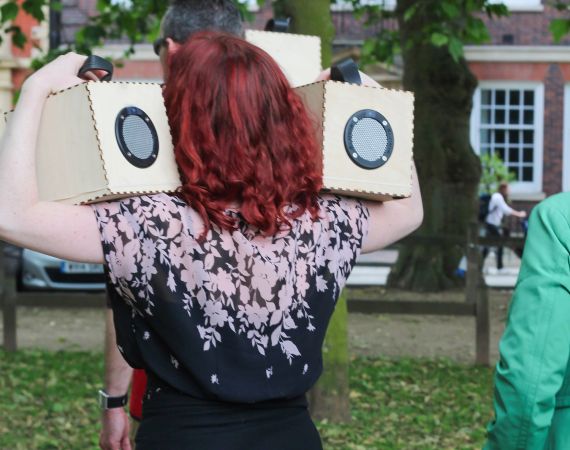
[470,62,550,81]
[113,61,162,81]
[542,63,564,195]
[483,5,570,46]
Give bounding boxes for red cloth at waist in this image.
[129,369,147,421]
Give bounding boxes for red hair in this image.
[163,31,322,236]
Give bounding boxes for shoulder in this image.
[529,193,570,233]
[532,192,570,219]
[93,193,185,217]
[317,194,370,218]
[315,194,369,244]
[91,193,190,241]
[527,193,570,249]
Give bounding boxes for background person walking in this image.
[482,181,527,272]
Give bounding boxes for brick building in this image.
[1,0,568,203]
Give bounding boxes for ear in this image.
[166,38,181,56]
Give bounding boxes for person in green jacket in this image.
[485,191,570,450]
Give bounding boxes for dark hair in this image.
[163,32,323,236]
[162,0,243,42]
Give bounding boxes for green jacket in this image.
[485,192,570,450]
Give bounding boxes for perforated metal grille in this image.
[351,118,388,162]
[121,115,155,160]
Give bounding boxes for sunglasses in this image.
[153,37,167,56]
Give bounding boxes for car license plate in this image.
[60,261,104,274]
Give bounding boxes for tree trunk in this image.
[387,0,481,292]
[272,0,350,423]
[307,293,351,422]
[272,0,334,67]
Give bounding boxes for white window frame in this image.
[333,0,541,12]
[111,0,260,11]
[331,0,396,12]
[470,81,544,195]
[240,0,260,12]
[488,0,543,12]
[562,84,570,192]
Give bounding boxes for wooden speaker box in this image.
[245,29,321,87]
[4,81,181,205]
[295,81,414,201]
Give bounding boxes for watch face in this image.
[98,389,109,409]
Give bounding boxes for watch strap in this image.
[98,389,128,409]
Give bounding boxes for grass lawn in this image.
[0,350,494,450]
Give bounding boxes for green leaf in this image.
[361,38,376,57]
[430,32,449,47]
[22,0,45,22]
[448,37,464,62]
[553,1,570,12]
[51,403,65,413]
[479,152,517,193]
[550,18,570,43]
[0,2,19,22]
[440,1,460,19]
[485,3,510,18]
[6,25,27,48]
[50,1,63,12]
[403,4,418,22]
[466,19,491,44]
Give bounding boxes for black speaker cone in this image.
[115,106,159,168]
[344,109,394,170]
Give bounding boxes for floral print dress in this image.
[92,193,369,404]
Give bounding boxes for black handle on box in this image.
[331,58,362,85]
[264,17,291,33]
[78,55,114,82]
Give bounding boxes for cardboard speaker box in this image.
[245,29,321,87]
[295,80,414,201]
[3,81,181,205]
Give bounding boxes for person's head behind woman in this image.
[163,31,323,237]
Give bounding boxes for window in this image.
[471,83,544,194]
[562,84,570,192]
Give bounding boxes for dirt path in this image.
[0,288,511,365]
[348,289,510,364]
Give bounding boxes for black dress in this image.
[93,193,369,449]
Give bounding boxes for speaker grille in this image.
[344,110,394,170]
[122,116,155,160]
[115,107,159,168]
[352,118,388,161]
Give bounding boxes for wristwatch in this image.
[98,389,128,409]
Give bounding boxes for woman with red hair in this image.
[0,32,422,449]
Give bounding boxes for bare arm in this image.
[103,308,133,397]
[0,53,103,263]
[361,162,423,253]
[316,68,424,253]
[100,308,133,450]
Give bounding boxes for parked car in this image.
[18,249,105,291]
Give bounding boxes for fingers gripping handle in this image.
[264,17,291,33]
[77,55,114,82]
[330,58,362,85]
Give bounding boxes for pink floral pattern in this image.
[93,193,368,402]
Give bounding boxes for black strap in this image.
[331,58,362,85]
[264,17,291,33]
[78,55,113,82]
